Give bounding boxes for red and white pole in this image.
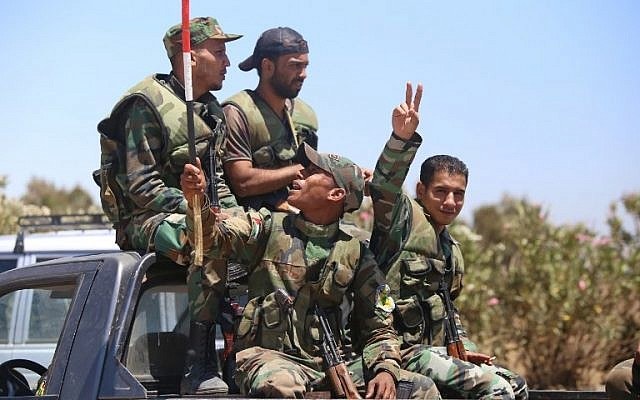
[182,0,203,267]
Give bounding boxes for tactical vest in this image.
[223,90,318,167]
[96,74,223,246]
[383,196,465,348]
[223,90,318,210]
[235,212,361,362]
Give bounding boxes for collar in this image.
[294,214,340,239]
[167,72,216,105]
[439,228,454,246]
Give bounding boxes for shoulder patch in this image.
[375,284,396,313]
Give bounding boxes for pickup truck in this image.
[0,248,609,399]
[0,251,224,398]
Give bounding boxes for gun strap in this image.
[396,380,414,399]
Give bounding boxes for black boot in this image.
[180,321,228,395]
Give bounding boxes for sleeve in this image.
[368,133,422,266]
[187,206,271,267]
[123,98,188,214]
[222,104,253,163]
[351,247,403,382]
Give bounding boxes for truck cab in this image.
[0,251,199,398]
[0,215,240,398]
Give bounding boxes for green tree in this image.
[0,175,101,234]
[453,194,640,389]
[21,177,99,214]
[0,176,22,234]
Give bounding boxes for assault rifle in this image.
[437,279,467,361]
[315,305,361,399]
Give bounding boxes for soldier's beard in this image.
[271,74,303,99]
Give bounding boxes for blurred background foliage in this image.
[452,193,640,389]
[0,175,101,234]
[2,174,639,389]
[348,191,639,389]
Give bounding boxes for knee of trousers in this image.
[246,360,308,398]
[235,348,311,398]
[398,369,442,399]
[479,371,516,400]
[187,269,223,322]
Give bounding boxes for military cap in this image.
[297,143,364,213]
[163,17,242,59]
[238,27,308,71]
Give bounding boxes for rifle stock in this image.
[447,340,467,361]
[325,363,360,399]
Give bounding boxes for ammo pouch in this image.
[423,293,445,345]
[393,297,425,346]
[296,126,318,150]
[252,140,296,168]
[235,293,288,353]
[393,294,445,346]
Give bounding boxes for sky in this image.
[0,1,638,233]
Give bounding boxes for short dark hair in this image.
[419,155,469,186]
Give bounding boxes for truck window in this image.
[125,279,190,394]
[26,289,73,343]
[0,292,16,344]
[0,283,77,391]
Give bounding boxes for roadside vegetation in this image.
[3,174,639,389]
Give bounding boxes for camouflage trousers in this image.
[235,346,441,399]
[127,212,191,265]
[402,344,522,400]
[606,358,638,400]
[127,212,228,322]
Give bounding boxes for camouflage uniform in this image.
[606,357,639,400]
[97,17,243,396]
[370,133,527,400]
[185,146,440,399]
[98,72,240,320]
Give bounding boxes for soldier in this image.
[369,83,528,399]
[221,27,318,212]
[180,144,440,398]
[95,17,241,395]
[605,339,640,400]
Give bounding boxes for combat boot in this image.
[180,320,228,395]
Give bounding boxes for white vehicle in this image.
[0,214,119,386]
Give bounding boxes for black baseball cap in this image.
[238,27,308,71]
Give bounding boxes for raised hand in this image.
[391,82,423,140]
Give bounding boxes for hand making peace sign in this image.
[392,82,423,140]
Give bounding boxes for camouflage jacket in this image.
[222,90,318,211]
[189,208,402,380]
[369,133,468,348]
[98,73,237,251]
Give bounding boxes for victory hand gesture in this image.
[392,82,423,140]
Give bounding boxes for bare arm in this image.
[224,159,303,197]
[222,104,304,197]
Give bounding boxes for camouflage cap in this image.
[163,17,242,59]
[297,143,364,213]
[238,27,308,71]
